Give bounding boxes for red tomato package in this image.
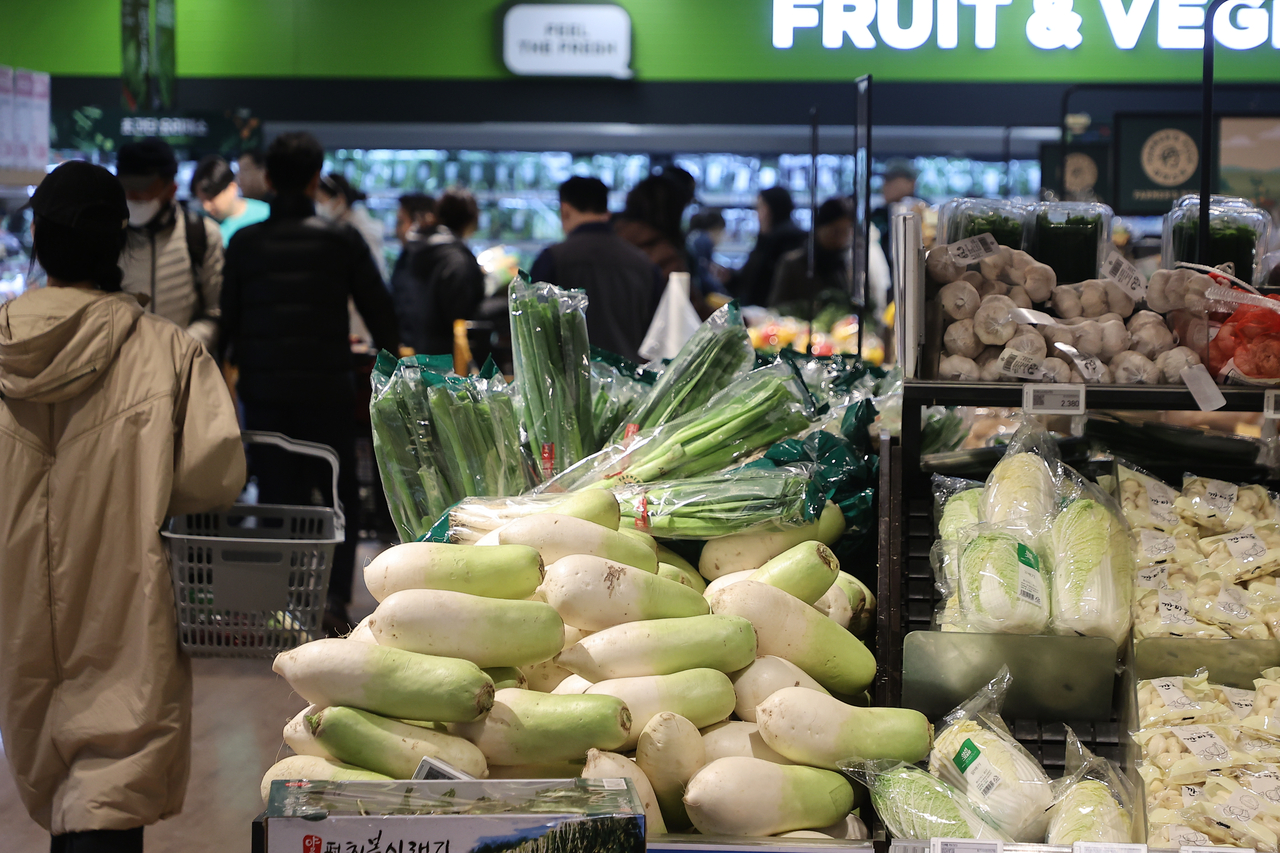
[1208,294,1280,385]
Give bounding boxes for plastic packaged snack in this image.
[1134,559,1205,592]
[1177,476,1278,535]
[1199,523,1280,583]
[1118,463,1181,532]
[1046,727,1136,845]
[1146,807,1214,847]
[1133,587,1231,640]
[1141,763,1206,812]
[1212,684,1259,720]
[954,523,1051,634]
[1135,725,1254,784]
[926,668,1054,841]
[1131,522,1202,570]
[1137,671,1235,729]
[1242,670,1280,736]
[1049,492,1134,645]
[1184,774,1280,852]
[1187,572,1274,638]
[845,760,1010,841]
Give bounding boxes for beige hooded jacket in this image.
[0,287,245,833]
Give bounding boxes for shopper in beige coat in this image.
[0,162,246,853]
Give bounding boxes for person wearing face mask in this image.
[0,161,245,853]
[115,138,225,352]
[316,173,388,282]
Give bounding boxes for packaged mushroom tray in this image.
[928,235,1208,386]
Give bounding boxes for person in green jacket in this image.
[190,154,270,246]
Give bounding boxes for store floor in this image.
[0,541,387,853]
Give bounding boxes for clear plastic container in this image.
[944,198,1028,249]
[1163,202,1272,285]
[1026,201,1114,284]
[1175,193,1254,209]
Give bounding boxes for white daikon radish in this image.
[700,721,793,764]
[832,573,875,637]
[486,761,585,779]
[346,616,377,644]
[585,668,735,749]
[498,514,658,572]
[815,814,870,839]
[556,614,756,681]
[369,589,563,668]
[284,705,334,759]
[362,542,544,602]
[273,639,494,723]
[481,667,527,690]
[617,527,659,556]
[729,656,830,722]
[636,713,706,831]
[698,502,845,579]
[539,554,709,630]
[448,688,630,765]
[812,584,853,629]
[582,749,667,836]
[562,625,591,649]
[779,831,829,838]
[551,674,594,695]
[703,570,754,599]
[309,706,488,779]
[748,542,839,605]
[522,659,572,692]
[683,757,854,837]
[754,687,933,770]
[260,755,389,805]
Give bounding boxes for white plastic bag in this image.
[638,271,701,362]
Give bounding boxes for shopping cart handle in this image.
[241,430,346,532]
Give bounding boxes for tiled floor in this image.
[0,542,385,853]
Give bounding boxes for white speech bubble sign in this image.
[503,4,633,79]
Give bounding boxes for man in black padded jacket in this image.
[220,132,400,635]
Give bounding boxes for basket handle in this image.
[241,430,346,532]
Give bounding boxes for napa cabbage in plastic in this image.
[1049,498,1134,645]
[941,490,984,542]
[847,761,1010,841]
[983,452,1058,530]
[927,668,1052,841]
[1045,727,1136,845]
[956,526,1050,634]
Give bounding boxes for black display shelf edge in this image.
[903,380,1268,412]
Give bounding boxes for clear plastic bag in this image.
[926,668,1054,841]
[1133,586,1231,639]
[1176,476,1279,535]
[587,354,651,455]
[1049,486,1134,645]
[1135,724,1255,784]
[615,300,754,443]
[981,417,1065,535]
[1146,807,1214,847]
[1137,671,1236,729]
[536,363,815,492]
[953,522,1051,634]
[437,492,618,545]
[1187,571,1274,639]
[508,277,594,480]
[934,474,985,541]
[1117,462,1181,532]
[1141,763,1206,812]
[1134,559,1205,593]
[1211,683,1259,720]
[1046,727,1137,844]
[1242,669,1280,735]
[1199,523,1280,583]
[843,760,1010,841]
[1184,773,1280,852]
[1131,521,1202,570]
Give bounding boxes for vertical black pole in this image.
[808,107,818,356]
[1199,0,1228,264]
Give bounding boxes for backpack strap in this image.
[183,207,208,274]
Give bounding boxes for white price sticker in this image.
[1181,847,1251,853]
[932,839,1003,853]
[1217,787,1267,823]
[1205,479,1240,515]
[1140,529,1177,559]
[1217,585,1253,620]
[1103,249,1148,298]
[1000,350,1044,380]
[948,233,1001,263]
[1221,686,1257,719]
[1136,564,1170,589]
[1074,842,1147,853]
[1224,527,1267,564]
[1147,478,1180,528]
[1172,725,1233,763]
[1159,590,1197,626]
[1152,677,1199,711]
[1266,389,1280,419]
[600,777,627,790]
[1022,383,1086,413]
[1182,363,1227,412]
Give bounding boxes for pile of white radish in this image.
[264,492,932,839]
[929,242,1200,386]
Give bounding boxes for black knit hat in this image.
[30,161,129,235]
[116,138,179,189]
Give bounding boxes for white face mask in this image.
[316,200,342,222]
[127,198,162,227]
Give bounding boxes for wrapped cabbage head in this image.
[958,531,1050,634]
[861,762,1010,841]
[983,452,1057,530]
[929,719,1053,841]
[941,489,984,542]
[1046,779,1132,845]
[1050,499,1133,645]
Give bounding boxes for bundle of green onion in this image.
[611,301,754,443]
[509,278,593,479]
[612,466,819,538]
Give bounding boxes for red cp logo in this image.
[303,835,322,853]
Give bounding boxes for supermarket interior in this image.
[4,2,1280,853]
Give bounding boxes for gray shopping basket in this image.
[163,431,345,658]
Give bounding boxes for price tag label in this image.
[600,777,627,790]
[948,233,1001,263]
[1074,843,1147,853]
[1182,363,1227,412]
[1103,249,1148,298]
[1182,848,1253,853]
[1136,564,1170,589]
[1159,590,1197,626]
[932,839,1002,853]
[1023,383,1086,414]
[1265,389,1280,419]
[1001,350,1045,380]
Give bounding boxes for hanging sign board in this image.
[502,3,633,79]
[1113,113,1207,216]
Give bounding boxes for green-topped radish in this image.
[363,542,544,602]
[260,755,389,805]
[585,669,735,749]
[813,583,853,629]
[754,687,932,769]
[636,713,706,831]
[748,542,839,605]
[308,706,488,778]
[729,656,830,722]
[658,561,706,592]
[700,721,792,764]
[284,705,334,759]
[617,527,659,556]
[273,639,494,723]
[707,581,874,695]
[556,614,756,681]
[683,757,854,836]
[582,749,667,836]
[833,573,875,637]
[540,555,709,630]
[498,514,658,572]
[656,545,697,575]
[449,688,630,765]
[699,501,845,579]
[368,589,563,668]
[482,667,527,690]
[703,570,754,599]
[536,490,621,529]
